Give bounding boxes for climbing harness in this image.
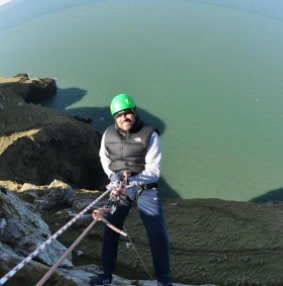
[98,171,129,214]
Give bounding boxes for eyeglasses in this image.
[115,110,133,118]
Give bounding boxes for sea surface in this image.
[1,0,283,200]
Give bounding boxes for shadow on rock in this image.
[250,187,283,203]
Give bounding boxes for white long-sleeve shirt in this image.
[99,131,162,186]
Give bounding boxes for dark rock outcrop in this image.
[0,75,107,189]
[0,73,57,103]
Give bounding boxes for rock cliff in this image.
[0,74,106,189]
[0,75,282,286]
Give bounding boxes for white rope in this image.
[35,219,98,286]
[0,189,111,286]
[124,226,153,280]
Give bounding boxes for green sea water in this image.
[1,0,283,200]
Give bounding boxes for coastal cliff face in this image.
[0,74,106,189]
[0,75,283,286]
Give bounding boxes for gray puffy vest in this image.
[104,121,154,174]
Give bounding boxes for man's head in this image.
[110,93,137,132]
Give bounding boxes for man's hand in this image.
[107,171,132,201]
[109,184,127,201]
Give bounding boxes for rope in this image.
[36,219,98,286]
[124,226,153,280]
[93,209,127,237]
[36,206,128,285]
[0,189,111,286]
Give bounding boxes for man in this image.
[90,94,172,286]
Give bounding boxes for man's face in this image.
[115,110,136,132]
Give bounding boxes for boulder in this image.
[0,186,72,268]
[0,73,56,103]
[32,179,76,211]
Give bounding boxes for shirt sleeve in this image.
[99,133,115,179]
[128,131,162,185]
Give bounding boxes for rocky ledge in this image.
[0,74,106,189]
[0,75,283,286]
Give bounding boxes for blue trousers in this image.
[101,189,171,282]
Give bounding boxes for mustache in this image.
[122,118,133,123]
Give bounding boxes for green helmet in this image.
[110,93,136,116]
